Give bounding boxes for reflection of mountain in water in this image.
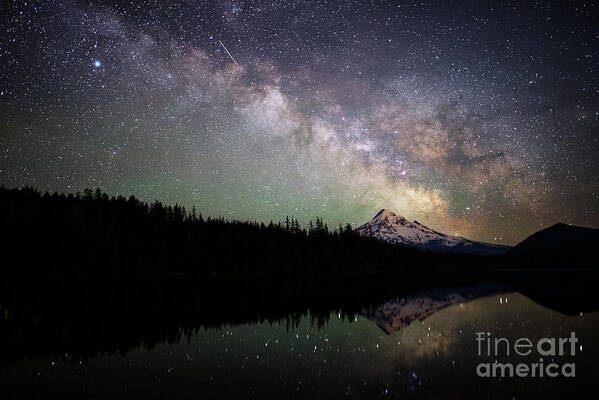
[363,285,507,335]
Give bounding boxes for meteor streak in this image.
[219,40,239,66]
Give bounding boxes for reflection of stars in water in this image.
[15,293,599,397]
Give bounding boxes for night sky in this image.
[1,0,598,244]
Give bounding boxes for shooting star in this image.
[219,40,239,66]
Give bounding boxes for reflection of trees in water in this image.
[0,276,399,365]
[4,271,596,366]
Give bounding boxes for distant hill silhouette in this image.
[507,223,599,267]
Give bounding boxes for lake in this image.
[1,279,598,399]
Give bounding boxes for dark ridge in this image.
[507,223,599,267]
[374,208,389,218]
[511,223,599,254]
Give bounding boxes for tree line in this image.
[0,186,476,282]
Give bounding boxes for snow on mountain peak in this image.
[355,209,510,255]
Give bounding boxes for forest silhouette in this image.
[0,186,480,281]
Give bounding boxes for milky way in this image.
[1,0,598,244]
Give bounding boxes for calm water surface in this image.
[1,290,598,399]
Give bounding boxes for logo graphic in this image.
[475,332,579,378]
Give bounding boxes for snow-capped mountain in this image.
[363,285,507,334]
[355,209,510,255]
